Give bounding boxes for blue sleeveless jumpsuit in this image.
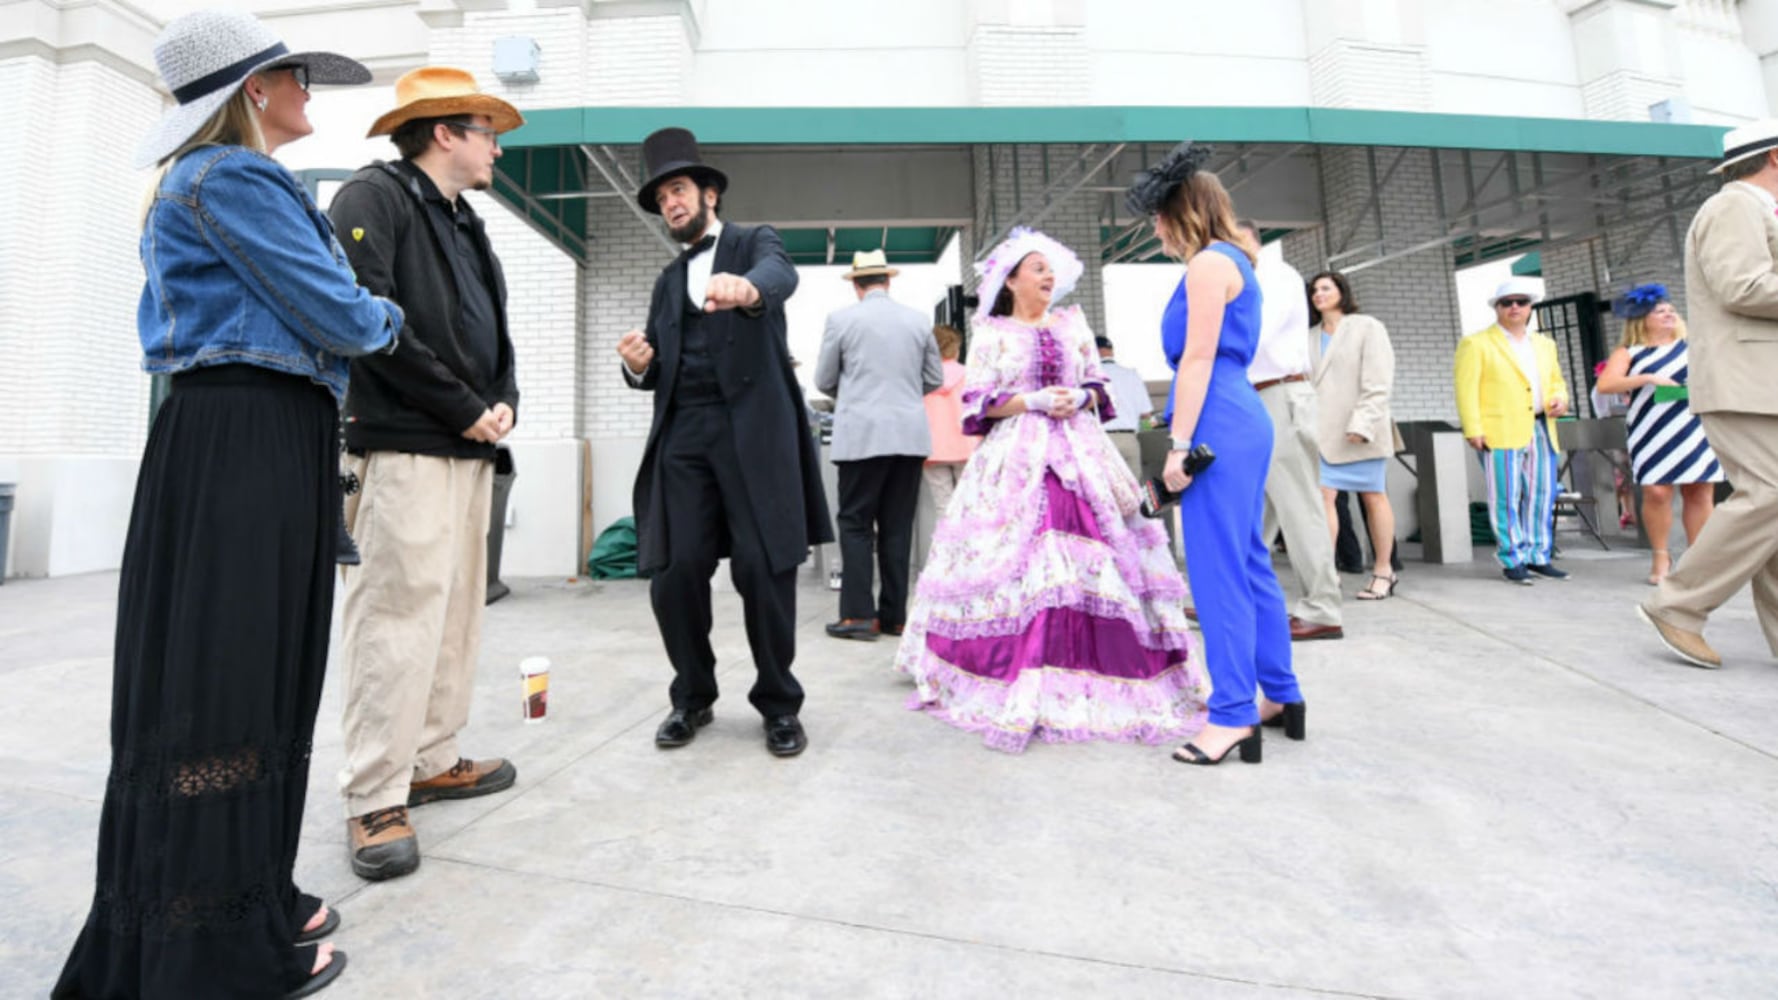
[1162,242,1302,728]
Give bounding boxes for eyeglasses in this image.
[1496,297,1533,308]
[451,122,501,148]
[268,63,309,92]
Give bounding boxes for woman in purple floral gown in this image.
[893,228,1208,752]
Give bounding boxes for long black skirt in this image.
[55,365,340,999]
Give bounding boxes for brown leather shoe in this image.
[1636,604,1721,669]
[825,618,879,641]
[1183,607,1199,621]
[872,618,904,637]
[407,757,517,807]
[1288,616,1344,641]
[347,806,419,881]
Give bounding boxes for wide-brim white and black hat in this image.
[135,8,371,169]
[1710,119,1778,175]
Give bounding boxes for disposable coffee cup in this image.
[520,657,550,723]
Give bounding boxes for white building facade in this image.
[4,0,1776,577]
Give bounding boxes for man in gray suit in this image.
[816,250,943,641]
[1638,120,1778,669]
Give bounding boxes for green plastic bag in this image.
[587,517,639,579]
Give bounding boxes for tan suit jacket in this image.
[1309,313,1396,463]
[1683,183,1778,416]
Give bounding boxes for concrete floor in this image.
[2,543,1776,999]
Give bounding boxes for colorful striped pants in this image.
[1481,422,1558,569]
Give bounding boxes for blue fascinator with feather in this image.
[1611,283,1669,320]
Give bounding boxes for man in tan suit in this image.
[1637,121,1778,669]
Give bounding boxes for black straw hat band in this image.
[172,42,288,104]
[1720,135,1778,163]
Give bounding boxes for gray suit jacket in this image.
[1683,183,1778,417]
[815,289,943,461]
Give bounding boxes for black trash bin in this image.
[0,483,14,584]
[486,447,516,605]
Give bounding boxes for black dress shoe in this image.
[654,707,713,748]
[764,715,807,757]
[825,618,879,641]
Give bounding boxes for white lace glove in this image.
[1021,388,1089,415]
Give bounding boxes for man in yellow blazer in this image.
[1638,120,1778,669]
[1454,278,1571,585]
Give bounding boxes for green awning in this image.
[504,106,1727,158]
[1511,252,1543,276]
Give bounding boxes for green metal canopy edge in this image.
[503,106,1728,159]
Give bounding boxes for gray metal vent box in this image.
[493,36,541,84]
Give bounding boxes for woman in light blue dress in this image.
[1308,270,1399,600]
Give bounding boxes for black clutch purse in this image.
[1139,444,1215,518]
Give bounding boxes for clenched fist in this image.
[703,273,759,313]
[617,329,653,374]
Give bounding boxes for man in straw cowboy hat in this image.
[815,250,943,642]
[1454,276,1572,586]
[328,67,525,881]
[617,127,832,758]
[1636,120,1778,669]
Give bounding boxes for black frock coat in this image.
[628,222,834,576]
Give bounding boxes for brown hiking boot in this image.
[407,757,517,807]
[347,805,419,881]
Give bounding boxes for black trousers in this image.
[836,455,925,627]
[650,400,803,719]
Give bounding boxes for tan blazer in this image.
[1310,312,1397,464]
[1683,183,1778,417]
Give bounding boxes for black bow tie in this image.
[679,234,716,264]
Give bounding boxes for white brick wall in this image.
[0,55,161,457]
[1314,146,1463,423]
[586,15,693,105]
[1309,40,1432,112]
[428,8,589,111]
[967,25,1090,106]
[464,191,582,442]
[1581,69,1683,122]
[578,184,672,441]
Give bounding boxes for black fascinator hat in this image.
[1125,142,1214,216]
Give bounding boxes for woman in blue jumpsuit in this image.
[1126,142,1305,766]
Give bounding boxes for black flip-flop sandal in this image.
[287,948,348,999]
[294,894,339,945]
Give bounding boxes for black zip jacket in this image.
[329,159,518,458]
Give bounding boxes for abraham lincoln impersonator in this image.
[616,127,833,757]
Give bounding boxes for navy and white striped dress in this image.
[1625,340,1724,485]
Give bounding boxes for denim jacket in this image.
[139,145,403,400]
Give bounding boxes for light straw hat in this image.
[135,8,370,168]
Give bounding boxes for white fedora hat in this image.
[840,249,900,281]
[135,9,371,169]
[1487,277,1544,308]
[1710,119,1778,175]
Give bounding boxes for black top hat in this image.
[637,127,728,214]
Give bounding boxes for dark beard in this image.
[668,202,711,244]
[470,176,493,192]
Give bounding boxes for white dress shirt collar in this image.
[684,218,725,307]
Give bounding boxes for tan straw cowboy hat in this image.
[367,66,524,138]
[841,249,899,281]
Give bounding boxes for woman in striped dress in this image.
[1594,284,1723,584]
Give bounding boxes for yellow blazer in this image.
[1453,324,1569,452]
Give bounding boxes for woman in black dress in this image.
[54,10,400,998]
